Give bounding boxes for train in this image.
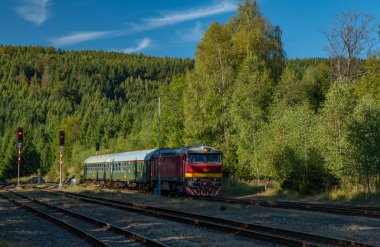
[83,145,223,197]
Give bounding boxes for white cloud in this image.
[175,23,204,43]
[16,0,50,25]
[48,1,236,47]
[123,38,152,53]
[49,31,117,46]
[130,0,236,31]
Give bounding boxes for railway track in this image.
[198,197,380,219]
[24,183,380,218]
[40,189,375,247]
[0,190,166,247]
[24,183,380,220]
[0,191,107,246]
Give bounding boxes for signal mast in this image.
[16,127,23,188]
[59,131,65,189]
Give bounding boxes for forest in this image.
[1,0,379,196]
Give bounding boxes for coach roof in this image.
[84,149,157,164]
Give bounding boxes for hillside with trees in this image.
[0,47,193,179]
[1,0,379,198]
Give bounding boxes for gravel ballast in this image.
[65,187,380,246]
[24,190,272,247]
[0,194,89,247]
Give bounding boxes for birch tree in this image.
[324,10,377,81]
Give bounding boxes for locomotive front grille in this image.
[192,182,201,187]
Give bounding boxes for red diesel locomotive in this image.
[84,145,223,197]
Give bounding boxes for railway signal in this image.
[17,127,23,142]
[58,131,65,189]
[16,127,23,188]
[59,131,65,146]
[95,142,99,156]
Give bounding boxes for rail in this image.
[0,192,109,247]
[6,190,167,247]
[197,197,380,219]
[42,189,375,247]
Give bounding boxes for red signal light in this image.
[17,127,23,142]
[59,131,65,146]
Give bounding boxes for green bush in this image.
[274,146,339,195]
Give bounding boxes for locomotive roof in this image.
[184,146,222,154]
[147,146,222,158]
[84,146,221,164]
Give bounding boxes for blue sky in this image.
[1,0,379,59]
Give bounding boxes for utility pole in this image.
[157,96,161,196]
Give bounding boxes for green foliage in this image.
[1,0,379,198]
[184,0,285,177]
[233,0,284,80]
[221,178,265,197]
[346,96,380,194]
[273,146,338,194]
[159,76,186,147]
[355,54,380,100]
[0,45,193,179]
[316,81,356,180]
[302,63,331,111]
[257,103,316,179]
[230,56,273,179]
[274,62,331,112]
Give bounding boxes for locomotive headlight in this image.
[203,147,209,152]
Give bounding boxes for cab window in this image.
[188,154,221,163]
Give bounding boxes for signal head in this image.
[17,127,23,142]
[59,131,65,146]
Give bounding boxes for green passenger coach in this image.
[84,149,156,188]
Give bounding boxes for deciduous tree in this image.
[324,10,377,80]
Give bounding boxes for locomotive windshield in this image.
[188,154,221,163]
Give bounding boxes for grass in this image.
[318,186,380,205]
[255,185,380,206]
[221,179,380,206]
[7,175,42,184]
[221,179,266,197]
[7,175,380,206]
